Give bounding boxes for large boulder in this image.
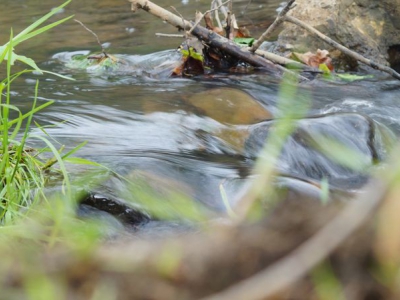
[277,0,400,70]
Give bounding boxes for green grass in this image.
[0,1,77,224]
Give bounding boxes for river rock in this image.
[244,112,394,188]
[186,88,273,125]
[276,0,400,70]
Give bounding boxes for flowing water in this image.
[2,0,400,231]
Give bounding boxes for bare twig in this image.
[225,11,231,39]
[170,6,188,39]
[213,0,223,29]
[225,0,233,39]
[187,0,231,35]
[215,0,228,18]
[74,19,108,56]
[250,0,295,52]
[155,33,185,38]
[283,15,400,80]
[227,0,232,15]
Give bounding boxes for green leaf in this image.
[1,43,42,73]
[234,37,255,47]
[13,54,42,73]
[42,70,74,81]
[30,134,71,198]
[319,63,334,80]
[0,45,9,64]
[337,73,374,82]
[60,141,88,159]
[180,47,204,62]
[0,101,54,131]
[63,157,103,167]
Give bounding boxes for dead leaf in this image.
[235,26,251,38]
[204,12,214,29]
[172,58,184,76]
[291,49,334,71]
[204,12,224,35]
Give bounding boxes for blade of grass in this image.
[13,15,74,46]
[219,183,237,219]
[9,81,40,183]
[0,100,54,131]
[11,0,72,45]
[30,135,71,199]
[63,157,104,167]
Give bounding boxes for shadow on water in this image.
[3,0,400,232]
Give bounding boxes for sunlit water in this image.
[2,0,400,230]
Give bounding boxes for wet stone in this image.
[185,87,273,125]
[244,112,394,188]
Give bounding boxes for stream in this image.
[2,0,400,235]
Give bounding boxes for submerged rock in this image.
[185,87,273,125]
[244,112,394,188]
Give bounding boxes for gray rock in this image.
[277,0,400,70]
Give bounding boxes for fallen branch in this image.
[283,15,400,80]
[130,0,281,74]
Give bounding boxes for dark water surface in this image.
[2,0,400,221]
